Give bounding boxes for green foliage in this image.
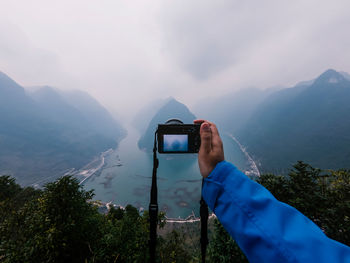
[257,161,350,246]
[0,175,168,263]
[0,175,21,201]
[158,230,192,263]
[0,175,41,227]
[208,219,248,263]
[0,176,102,262]
[1,162,348,262]
[318,169,350,244]
[92,204,151,262]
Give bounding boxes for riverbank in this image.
[75,149,113,185]
[226,133,260,177]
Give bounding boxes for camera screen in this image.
[163,134,188,152]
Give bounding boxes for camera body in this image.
[157,119,201,154]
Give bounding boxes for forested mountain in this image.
[132,97,172,134]
[340,71,350,81]
[237,69,350,172]
[138,98,196,151]
[29,86,93,130]
[193,88,276,132]
[0,72,125,185]
[58,89,125,140]
[28,87,126,141]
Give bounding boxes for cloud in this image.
[159,0,350,85]
[159,1,293,80]
[0,20,73,88]
[0,0,350,121]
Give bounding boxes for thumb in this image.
[200,122,212,153]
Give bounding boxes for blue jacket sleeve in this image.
[202,161,350,263]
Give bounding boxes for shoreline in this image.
[97,200,217,222]
[226,133,260,177]
[165,211,217,223]
[29,149,114,188]
[76,149,113,185]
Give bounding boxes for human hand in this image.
[194,120,225,178]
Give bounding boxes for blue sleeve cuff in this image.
[202,161,241,210]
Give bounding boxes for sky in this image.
[1,0,350,121]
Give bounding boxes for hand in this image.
[194,120,225,178]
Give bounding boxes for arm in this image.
[194,120,350,263]
[203,160,350,263]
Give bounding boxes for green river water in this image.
[82,126,250,218]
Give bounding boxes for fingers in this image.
[199,122,212,153]
[194,119,206,124]
[209,123,223,151]
[194,119,222,152]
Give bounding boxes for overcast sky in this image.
[1,0,349,121]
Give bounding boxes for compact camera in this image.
[157,119,201,154]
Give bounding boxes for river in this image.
[82,125,255,218]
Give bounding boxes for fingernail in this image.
[202,123,210,131]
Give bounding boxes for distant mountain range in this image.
[237,69,350,172]
[193,87,277,133]
[138,98,196,151]
[196,69,350,172]
[2,68,349,183]
[0,72,125,185]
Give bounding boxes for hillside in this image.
[0,72,125,185]
[193,88,276,133]
[58,89,126,140]
[237,69,350,172]
[131,97,171,134]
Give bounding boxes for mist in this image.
[1,0,350,123]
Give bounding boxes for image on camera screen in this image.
[163,134,188,152]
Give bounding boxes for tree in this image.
[0,176,21,201]
[92,205,148,262]
[158,230,192,263]
[208,219,248,263]
[2,163,345,262]
[0,176,103,262]
[321,169,350,244]
[0,175,171,263]
[257,162,350,246]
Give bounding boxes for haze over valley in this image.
[1,0,350,218]
[1,68,350,217]
[0,71,125,185]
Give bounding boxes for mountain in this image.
[0,72,125,185]
[340,71,350,81]
[131,97,172,134]
[0,71,26,99]
[236,69,350,172]
[57,89,126,140]
[138,98,196,151]
[29,86,92,129]
[0,72,41,118]
[193,88,276,133]
[28,86,125,142]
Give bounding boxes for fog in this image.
[1,0,350,122]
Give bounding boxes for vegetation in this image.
[0,161,349,262]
